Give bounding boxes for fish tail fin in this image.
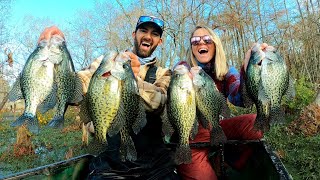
[210,126,227,146]
[11,112,39,134]
[174,144,192,165]
[86,137,107,156]
[47,116,64,129]
[11,112,31,127]
[270,105,285,125]
[26,115,40,134]
[119,129,137,162]
[253,115,269,133]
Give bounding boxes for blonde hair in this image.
[186,25,228,80]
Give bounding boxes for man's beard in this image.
[133,37,156,58]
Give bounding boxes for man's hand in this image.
[38,26,65,43]
[124,51,140,77]
[243,43,276,72]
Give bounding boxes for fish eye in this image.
[123,64,129,69]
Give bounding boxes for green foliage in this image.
[283,77,315,111]
[265,125,320,180]
[228,103,256,117]
[0,109,87,177]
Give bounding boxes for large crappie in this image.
[245,44,295,132]
[81,52,146,161]
[162,64,198,165]
[190,66,229,146]
[8,35,83,133]
[46,36,83,128]
[80,52,120,144]
[112,53,147,161]
[8,39,57,133]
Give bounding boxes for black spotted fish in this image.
[81,52,146,161]
[8,40,56,133]
[46,36,83,128]
[245,44,295,132]
[162,64,198,165]
[8,35,83,133]
[190,66,229,146]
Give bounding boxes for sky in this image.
[1,0,98,84]
[11,0,95,27]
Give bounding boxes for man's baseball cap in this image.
[135,15,164,36]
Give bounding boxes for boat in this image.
[1,139,292,180]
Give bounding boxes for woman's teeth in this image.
[199,48,208,54]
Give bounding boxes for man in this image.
[38,15,178,179]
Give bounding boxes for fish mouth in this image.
[174,65,189,74]
[102,71,111,77]
[257,57,273,65]
[190,66,201,75]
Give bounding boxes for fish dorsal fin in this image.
[285,76,296,101]
[79,96,92,124]
[8,75,23,101]
[69,74,84,104]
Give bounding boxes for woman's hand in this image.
[37,26,65,43]
[243,43,276,72]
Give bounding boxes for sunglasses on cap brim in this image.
[137,16,164,30]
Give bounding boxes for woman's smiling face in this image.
[191,28,215,64]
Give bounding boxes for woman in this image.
[176,25,269,180]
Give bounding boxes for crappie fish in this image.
[191,66,229,146]
[162,64,198,165]
[245,44,295,132]
[80,52,120,144]
[9,35,83,133]
[111,53,147,161]
[8,38,59,133]
[81,52,146,161]
[46,36,83,128]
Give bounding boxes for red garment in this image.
[177,148,218,180]
[177,114,263,180]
